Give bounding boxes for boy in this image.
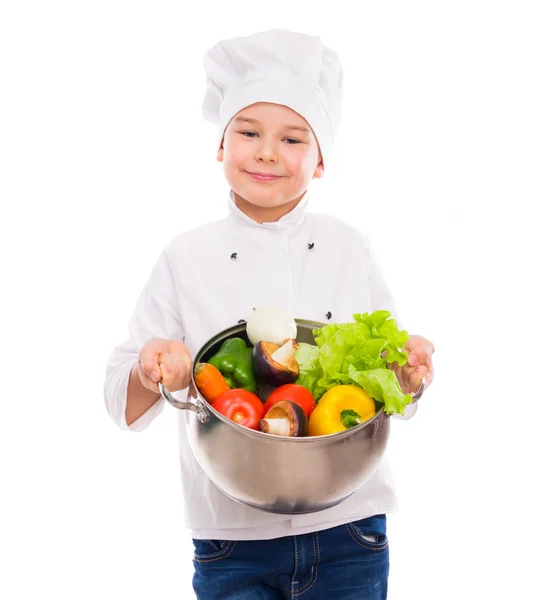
[105,29,435,599]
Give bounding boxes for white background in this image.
[1,1,533,598]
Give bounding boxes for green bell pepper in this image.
[208,337,257,393]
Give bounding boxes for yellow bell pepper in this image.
[308,385,376,436]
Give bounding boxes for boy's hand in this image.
[138,338,192,393]
[390,335,435,394]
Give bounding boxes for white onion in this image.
[246,304,297,346]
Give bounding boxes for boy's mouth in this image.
[245,171,284,182]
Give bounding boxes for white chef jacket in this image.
[104,190,417,541]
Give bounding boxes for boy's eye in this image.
[239,132,301,145]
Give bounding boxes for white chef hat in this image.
[202,29,343,168]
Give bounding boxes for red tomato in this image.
[264,384,316,418]
[211,389,265,430]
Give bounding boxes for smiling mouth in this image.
[246,172,284,182]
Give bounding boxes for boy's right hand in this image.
[137,338,192,393]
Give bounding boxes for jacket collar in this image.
[227,189,308,231]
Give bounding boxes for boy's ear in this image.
[313,160,325,179]
[216,146,224,162]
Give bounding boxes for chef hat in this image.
[202,29,343,168]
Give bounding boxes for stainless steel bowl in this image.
[160,320,423,515]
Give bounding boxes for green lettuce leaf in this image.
[347,366,412,415]
[294,311,412,415]
[293,343,326,400]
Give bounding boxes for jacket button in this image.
[230,252,238,259]
[308,242,315,250]
[326,311,332,320]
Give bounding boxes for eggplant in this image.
[252,339,299,386]
[256,381,278,403]
[258,400,308,437]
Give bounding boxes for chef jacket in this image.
[104,190,417,540]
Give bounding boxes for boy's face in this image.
[217,102,324,217]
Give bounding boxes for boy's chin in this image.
[236,193,292,209]
[233,185,303,209]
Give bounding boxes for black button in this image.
[237,319,245,324]
[326,311,332,320]
[230,252,237,259]
[308,243,315,250]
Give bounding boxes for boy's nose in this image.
[255,144,278,162]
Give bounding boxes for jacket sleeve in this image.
[366,238,418,420]
[104,247,185,432]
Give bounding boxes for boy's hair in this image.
[202,28,343,169]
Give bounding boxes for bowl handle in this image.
[411,377,426,402]
[158,382,211,423]
[391,377,426,420]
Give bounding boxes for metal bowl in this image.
[160,320,420,515]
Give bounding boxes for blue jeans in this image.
[192,514,389,599]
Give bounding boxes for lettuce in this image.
[294,343,326,401]
[295,311,413,415]
[348,367,412,415]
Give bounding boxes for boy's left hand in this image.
[390,335,435,394]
